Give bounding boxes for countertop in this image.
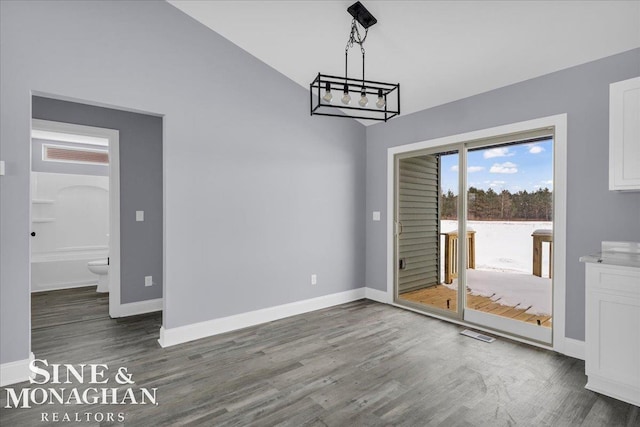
[579,251,640,269]
[580,241,640,269]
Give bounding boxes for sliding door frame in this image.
[386,114,567,352]
[394,146,463,320]
[461,134,554,344]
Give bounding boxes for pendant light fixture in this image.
[310,2,400,122]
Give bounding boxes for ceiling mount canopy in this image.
[347,1,377,29]
[310,1,400,122]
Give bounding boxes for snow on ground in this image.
[448,270,551,315]
[441,220,552,274]
[440,220,553,315]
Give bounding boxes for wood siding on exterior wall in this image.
[397,156,440,293]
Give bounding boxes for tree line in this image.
[441,187,552,221]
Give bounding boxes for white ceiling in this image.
[168,1,640,122]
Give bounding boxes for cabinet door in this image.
[585,263,640,406]
[609,77,640,191]
[586,289,640,384]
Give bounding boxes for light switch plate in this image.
[145,276,153,287]
[372,211,381,221]
[136,211,144,222]
[0,161,5,176]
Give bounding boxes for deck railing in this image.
[442,230,476,284]
[532,229,553,278]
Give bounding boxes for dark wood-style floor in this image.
[1,287,637,426]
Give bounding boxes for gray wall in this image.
[32,138,109,176]
[0,0,365,364]
[32,97,164,304]
[366,48,640,341]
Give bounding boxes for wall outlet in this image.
[311,274,317,285]
[145,276,153,287]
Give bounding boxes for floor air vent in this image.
[460,329,496,343]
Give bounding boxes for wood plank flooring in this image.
[400,285,553,327]
[1,286,637,426]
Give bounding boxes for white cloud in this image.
[451,165,484,173]
[529,145,545,154]
[488,180,506,188]
[483,147,514,159]
[539,179,553,190]
[490,161,518,174]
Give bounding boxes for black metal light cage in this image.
[310,73,400,122]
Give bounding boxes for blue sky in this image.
[441,139,553,194]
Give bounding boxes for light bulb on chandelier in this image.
[341,84,351,105]
[358,88,369,107]
[376,89,385,109]
[322,82,333,103]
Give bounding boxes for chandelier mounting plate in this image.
[347,1,377,29]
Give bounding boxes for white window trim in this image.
[32,129,109,146]
[386,114,568,354]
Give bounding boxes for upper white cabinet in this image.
[609,77,640,191]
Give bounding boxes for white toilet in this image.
[88,259,109,293]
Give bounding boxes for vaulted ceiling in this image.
[169,1,640,122]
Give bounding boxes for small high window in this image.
[43,144,109,165]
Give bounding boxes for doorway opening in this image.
[389,115,566,348]
[30,119,121,317]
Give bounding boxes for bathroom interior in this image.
[30,125,111,296]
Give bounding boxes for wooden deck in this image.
[399,284,552,328]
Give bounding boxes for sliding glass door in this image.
[395,131,554,344]
[463,138,553,344]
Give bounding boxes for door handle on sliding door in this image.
[395,221,403,235]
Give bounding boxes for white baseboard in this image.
[31,281,97,293]
[563,337,585,360]
[0,352,34,387]
[111,298,162,318]
[586,375,640,407]
[159,288,366,348]
[365,287,392,303]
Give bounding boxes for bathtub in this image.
[31,248,108,292]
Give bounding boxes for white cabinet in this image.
[609,77,640,191]
[584,262,640,406]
